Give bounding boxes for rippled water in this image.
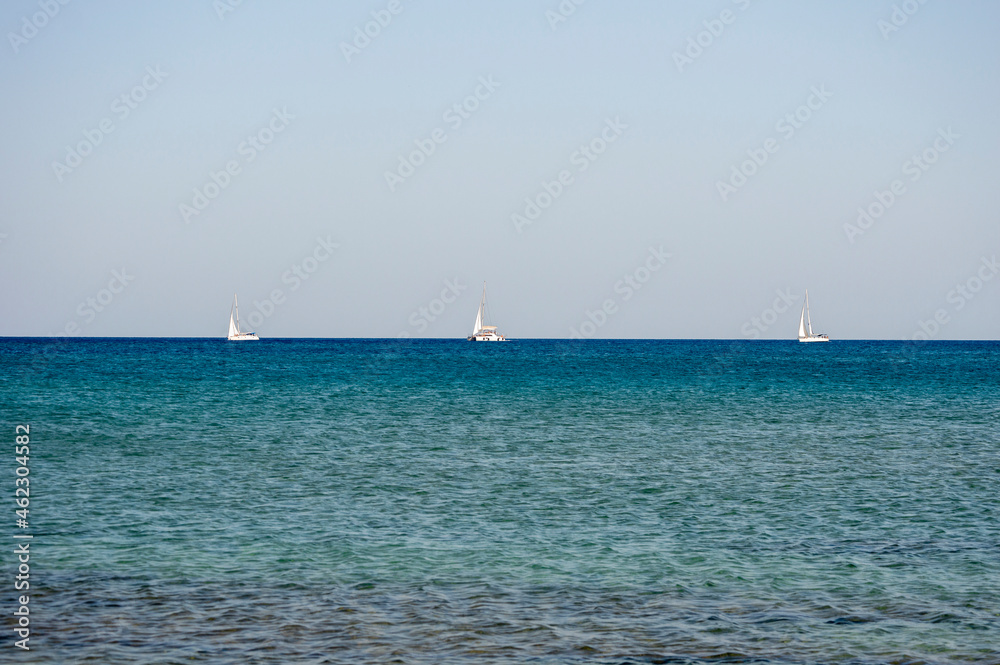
[2,338,998,664]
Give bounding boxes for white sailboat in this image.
[227,294,259,341]
[467,282,508,342]
[797,290,829,342]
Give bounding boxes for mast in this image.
[805,290,814,336]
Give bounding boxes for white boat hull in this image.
[798,336,829,343]
[468,333,508,342]
[228,333,259,341]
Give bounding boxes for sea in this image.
[1,338,998,664]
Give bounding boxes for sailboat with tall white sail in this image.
[227,294,259,341]
[797,290,829,342]
[467,282,508,342]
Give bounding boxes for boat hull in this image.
[228,333,259,341]
[798,336,830,343]
[465,330,507,342]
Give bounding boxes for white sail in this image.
[472,283,486,335]
[233,295,242,335]
[797,289,829,342]
[473,295,483,335]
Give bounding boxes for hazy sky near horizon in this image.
[1,1,998,339]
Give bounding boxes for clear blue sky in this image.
[1,1,997,339]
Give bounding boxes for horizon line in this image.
[2,336,997,343]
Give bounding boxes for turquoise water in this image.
[2,339,998,664]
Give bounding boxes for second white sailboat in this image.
[467,282,508,342]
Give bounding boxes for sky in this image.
[1,0,998,339]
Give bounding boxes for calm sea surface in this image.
[1,338,998,664]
